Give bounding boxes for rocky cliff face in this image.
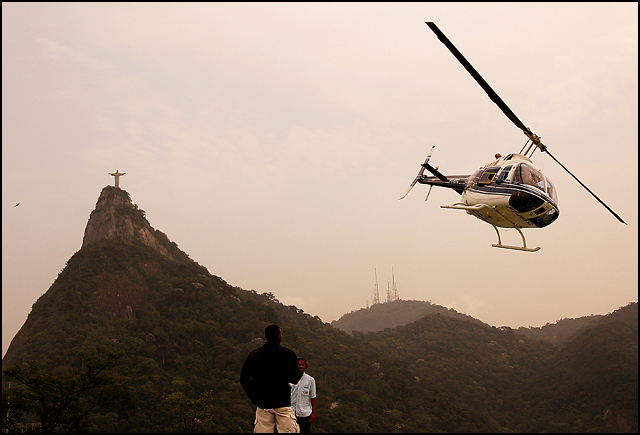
[82,186,180,261]
[2,186,196,364]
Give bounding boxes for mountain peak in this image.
[81,186,186,262]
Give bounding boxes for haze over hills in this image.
[2,186,637,433]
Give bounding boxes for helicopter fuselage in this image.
[417,153,560,230]
[461,153,559,229]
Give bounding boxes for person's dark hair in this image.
[265,324,281,343]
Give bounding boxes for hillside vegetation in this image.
[3,240,505,432]
[331,299,485,333]
[3,187,636,432]
[3,239,636,432]
[516,302,638,346]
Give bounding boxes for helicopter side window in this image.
[477,167,500,185]
[495,165,512,183]
[514,164,546,191]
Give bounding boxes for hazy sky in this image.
[3,3,637,357]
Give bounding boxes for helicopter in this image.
[400,22,626,252]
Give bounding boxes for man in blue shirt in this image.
[240,325,301,433]
[290,358,317,433]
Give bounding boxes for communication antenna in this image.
[373,268,380,305]
[392,267,399,301]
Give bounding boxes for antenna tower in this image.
[373,268,380,305]
[392,267,399,301]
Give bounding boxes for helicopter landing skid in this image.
[441,202,540,252]
[491,225,540,252]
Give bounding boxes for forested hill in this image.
[2,186,636,433]
[332,298,638,348]
[1,237,508,432]
[331,299,485,333]
[516,301,637,346]
[358,308,637,432]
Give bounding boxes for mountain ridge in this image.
[2,186,636,432]
[332,298,638,348]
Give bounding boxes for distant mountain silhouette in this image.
[331,299,486,334]
[2,186,636,433]
[332,297,637,350]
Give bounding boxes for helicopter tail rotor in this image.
[399,146,436,200]
[425,21,626,225]
[423,172,439,201]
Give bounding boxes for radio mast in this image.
[373,268,380,305]
[392,267,399,301]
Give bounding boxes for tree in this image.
[164,390,214,433]
[2,349,133,433]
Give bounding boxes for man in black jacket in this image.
[240,324,302,433]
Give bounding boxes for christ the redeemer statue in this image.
[109,170,125,188]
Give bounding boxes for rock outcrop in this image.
[82,186,183,262]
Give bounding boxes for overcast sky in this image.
[3,2,637,357]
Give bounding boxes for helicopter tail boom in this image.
[400,146,470,199]
[422,162,448,182]
[418,177,467,194]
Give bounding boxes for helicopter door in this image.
[495,165,512,183]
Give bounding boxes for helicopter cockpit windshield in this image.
[513,163,558,203]
[545,177,557,203]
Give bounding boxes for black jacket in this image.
[240,342,301,409]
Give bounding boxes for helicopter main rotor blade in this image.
[425,22,535,140]
[544,149,627,224]
[425,21,626,225]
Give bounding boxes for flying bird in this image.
[13,203,20,207]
